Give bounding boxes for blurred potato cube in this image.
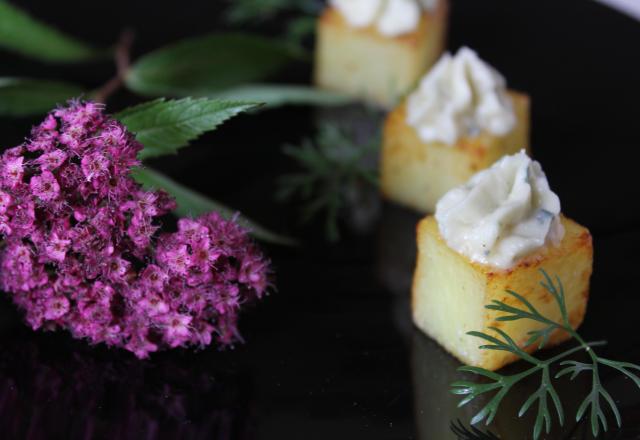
[381,91,530,213]
[314,0,448,108]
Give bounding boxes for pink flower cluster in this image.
[0,101,269,358]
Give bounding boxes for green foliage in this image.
[451,270,640,439]
[224,0,320,24]
[125,33,307,98]
[277,124,379,242]
[223,0,320,43]
[0,5,317,248]
[133,167,296,246]
[210,84,352,109]
[450,420,500,440]
[115,97,259,160]
[284,16,318,43]
[0,77,83,116]
[0,1,99,62]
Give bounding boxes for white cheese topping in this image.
[330,0,435,37]
[406,47,516,145]
[435,151,564,269]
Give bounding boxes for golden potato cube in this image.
[412,215,593,371]
[381,91,530,213]
[314,0,448,108]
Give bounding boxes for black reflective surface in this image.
[1,1,640,439]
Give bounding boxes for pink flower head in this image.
[177,218,210,245]
[97,122,127,149]
[9,201,35,237]
[0,100,271,359]
[44,295,70,321]
[0,190,11,213]
[104,256,130,283]
[158,243,191,276]
[81,152,110,182]
[161,313,192,347]
[2,156,24,188]
[36,149,67,171]
[30,171,60,201]
[43,232,71,262]
[140,264,168,291]
[125,331,158,359]
[41,114,58,130]
[138,294,170,317]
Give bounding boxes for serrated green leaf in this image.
[132,167,296,246]
[125,33,307,97]
[210,84,353,109]
[0,2,99,62]
[0,77,83,116]
[115,98,259,160]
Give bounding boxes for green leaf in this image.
[0,2,99,62]
[115,97,259,160]
[125,33,307,97]
[0,77,83,116]
[132,167,296,246]
[210,84,353,109]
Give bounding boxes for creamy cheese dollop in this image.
[330,0,436,37]
[435,151,564,269]
[406,46,516,145]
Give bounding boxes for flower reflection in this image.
[0,330,253,440]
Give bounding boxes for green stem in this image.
[505,341,606,385]
[545,340,607,365]
[561,325,602,368]
[92,29,133,103]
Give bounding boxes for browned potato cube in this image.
[314,0,448,108]
[381,91,530,213]
[412,215,593,371]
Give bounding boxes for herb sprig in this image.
[450,419,500,440]
[451,270,640,439]
[277,123,380,242]
[223,0,322,43]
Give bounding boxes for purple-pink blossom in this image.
[0,100,271,359]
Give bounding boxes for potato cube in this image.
[381,91,530,213]
[314,0,448,108]
[412,215,593,371]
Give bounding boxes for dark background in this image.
[1,1,639,439]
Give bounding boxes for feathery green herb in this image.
[450,420,500,440]
[224,0,321,24]
[451,270,640,439]
[277,123,379,242]
[223,0,321,43]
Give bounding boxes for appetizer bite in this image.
[411,152,593,371]
[381,47,529,213]
[315,0,448,108]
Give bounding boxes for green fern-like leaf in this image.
[451,269,640,439]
